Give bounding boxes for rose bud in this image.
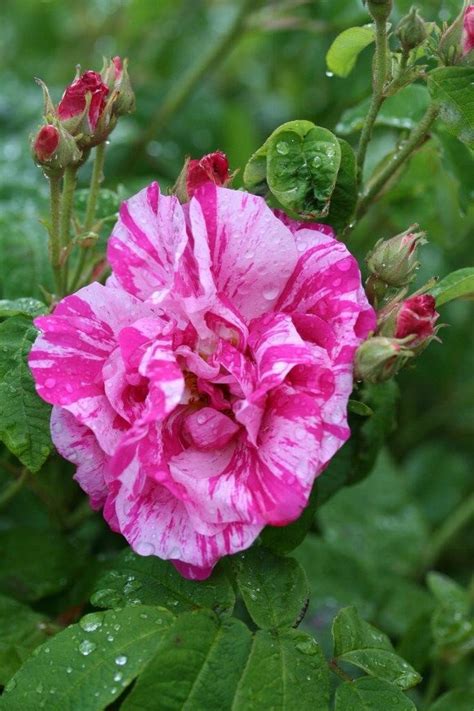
[354,336,414,384]
[366,227,426,288]
[101,56,135,116]
[32,124,59,162]
[396,7,427,52]
[463,5,474,55]
[366,0,393,22]
[57,69,109,135]
[31,122,82,176]
[394,294,439,348]
[173,151,231,202]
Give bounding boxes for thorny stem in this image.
[59,165,78,294]
[356,13,390,178]
[423,493,474,571]
[69,142,106,291]
[48,175,63,294]
[132,0,259,159]
[0,468,28,510]
[355,102,440,222]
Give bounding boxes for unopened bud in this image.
[379,294,440,352]
[438,4,470,65]
[396,7,428,51]
[354,336,414,383]
[31,122,82,176]
[173,151,231,202]
[366,227,426,288]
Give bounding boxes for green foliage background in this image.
[0,0,472,708]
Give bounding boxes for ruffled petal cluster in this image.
[30,183,375,578]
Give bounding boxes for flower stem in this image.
[69,143,106,291]
[48,175,63,294]
[59,166,78,295]
[423,493,474,571]
[133,0,258,157]
[355,102,439,221]
[329,659,353,683]
[84,142,106,231]
[356,14,390,178]
[0,468,28,510]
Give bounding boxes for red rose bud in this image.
[354,336,414,384]
[463,5,474,55]
[366,227,426,288]
[33,124,59,162]
[186,152,230,197]
[57,69,109,134]
[394,294,439,348]
[31,122,82,176]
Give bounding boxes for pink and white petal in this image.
[184,408,239,450]
[249,312,315,398]
[192,184,298,320]
[51,406,108,510]
[139,338,185,422]
[111,445,261,576]
[108,182,188,300]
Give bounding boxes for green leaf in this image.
[326,26,375,78]
[429,688,474,711]
[0,528,80,602]
[427,572,474,659]
[428,66,474,148]
[436,130,474,214]
[336,85,431,135]
[233,547,309,629]
[0,299,47,319]
[90,548,235,616]
[332,606,421,690]
[0,316,52,471]
[122,612,330,711]
[121,611,252,711]
[1,606,175,710]
[320,138,358,232]
[0,594,51,685]
[244,120,342,219]
[335,677,416,710]
[348,399,373,417]
[0,209,53,301]
[429,268,474,306]
[318,450,428,577]
[261,484,318,554]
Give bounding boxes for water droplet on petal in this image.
[263,285,279,300]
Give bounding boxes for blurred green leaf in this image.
[429,268,474,306]
[1,606,175,710]
[0,316,52,472]
[90,548,235,617]
[335,677,417,710]
[428,66,474,149]
[429,687,474,711]
[427,572,474,660]
[326,26,375,78]
[435,130,474,214]
[332,606,421,689]
[233,547,309,629]
[0,528,79,602]
[0,594,51,685]
[336,84,431,135]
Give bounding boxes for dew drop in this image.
[276,141,289,155]
[263,285,279,300]
[114,672,123,682]
[115,655,128,666]
[135,541,155,556]
[79,640,97,656]
[79,613,103,632]
[325,70,334,78]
